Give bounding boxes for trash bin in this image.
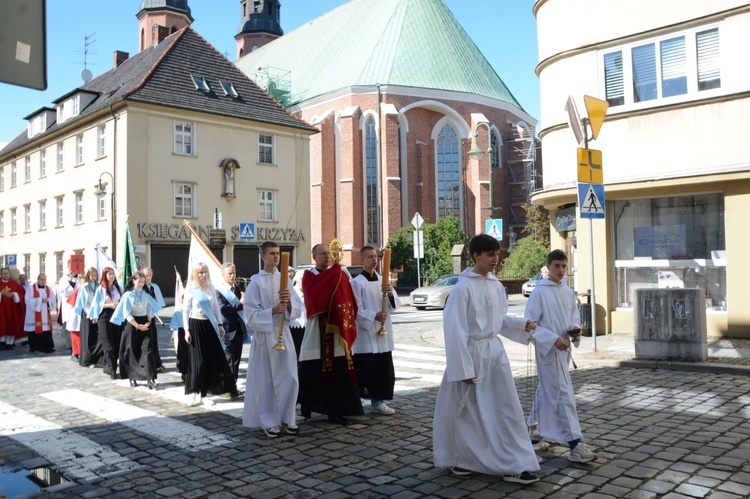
[578,303,592,333]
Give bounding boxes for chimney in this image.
[152,24,171,46]
[113,50,129,68]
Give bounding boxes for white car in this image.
[409,275,459,310]
[522,273,543,297]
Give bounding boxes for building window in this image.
[258,134,274,164]
[364,116,379,245]
[174,122,194,156]
[97,125,106,158]
[56,196,64,227]
[75,192,84,224]
[38,200,46,231]
[174,182,194,217]
[603,26,720,107]
[23,254,30,275]
[436,124,461,219]
[39,253,46,275]
[57,143,64,171]
[11,162,17,188]
[0,211,4,237]
[24,157,31,183]
[75,134,84,164]
[55,252,64,282]
[40,150,47,177]
[97,195,106,221]
[613,193,725,310]
[24,204,31,233]
[490,133,501,170]
[258,190,276,222]
[0,166,4,191]
[10,208,17,235]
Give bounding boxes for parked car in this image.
[521,273,543,297]
[409,275,459,310]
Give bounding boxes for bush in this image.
[499,237,548,279]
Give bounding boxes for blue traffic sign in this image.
[578,183,605,219]
[239,223,255,241]
[4,254,16,266]
[485,218,503,240]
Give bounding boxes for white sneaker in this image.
[371,403,395,415]
[568,442,598,463]
[263,427,282,439]
[202,397,215,406]
[188,393,201,407]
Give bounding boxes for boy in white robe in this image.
[524,249,598,463]
[242,241,302,438]
[351,246,399,415]
[433,234,540,484]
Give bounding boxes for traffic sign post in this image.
[411,213,424,287]
[578,183,605,219]
[485,218,503,241]
[239,222,255,241]
[577,148,603,184]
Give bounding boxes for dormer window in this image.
[220,80,239,98]
[191,75,211,93]
[24,107,56,139]
[57,95,80,123]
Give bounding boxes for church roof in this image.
[235,0,522,109]
[1,27,316,157]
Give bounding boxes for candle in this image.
[381,248,391,287]
[279,252,290,292]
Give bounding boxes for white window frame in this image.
[57,143,64,171]
[0,211,4,237]
[55,252,64,282]
[39,252,46,275]
[96,194,107,221]
[75,134,84,165]
[97,125,106,158]
[40,149,47,177]
[38,200,46,231]
[258,134,274,165]
[24,157,31,183]
[0,166,4,191]
[10,208,17,235]
[56,196,64,228]
[601,25,721,109]
[24,204,31,233]
[173,182,195,218]
[257,189,276,222]
[174,121,195,156]
[74,191,84,224]
[11,162,17,188]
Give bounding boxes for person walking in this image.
[88,267,123,379]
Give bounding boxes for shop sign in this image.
[136,222,305,243]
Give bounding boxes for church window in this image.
[174,122,194,156]
[436,124,461,219]
[490,133,500,170]
[258,190,276,222]
[364,116,379,245]
[259,134,274,164]
[174,182,194,218]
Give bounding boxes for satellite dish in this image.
[81,68,92,83]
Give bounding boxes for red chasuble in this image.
[303,263,358,350]
[0,278,24,339]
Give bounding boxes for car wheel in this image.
[415,306,426,311]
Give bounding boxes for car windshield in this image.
[530,273,542,281]
[433,276,458,286]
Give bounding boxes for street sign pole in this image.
[411,213,424,288]
[583,121,597,350]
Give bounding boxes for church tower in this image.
[235,0,283,59]
[136,0,194,52]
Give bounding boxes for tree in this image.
[499,203,550,278]
[388,216,469,286]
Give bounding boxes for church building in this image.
[234,0,541,264]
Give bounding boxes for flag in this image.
[187,225,224,289]
[95,244,118,281]
[122,222,137,286]
[174,268,184,309]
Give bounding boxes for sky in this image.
[0,0,540,148]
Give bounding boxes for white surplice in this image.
[433,268,540,475]
[524,278,583,443]
[24,284,56,332]
[351,272,398,354]
[241,268,302,429]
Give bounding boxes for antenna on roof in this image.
[76,33,97,83]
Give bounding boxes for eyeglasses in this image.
[314,252,331,257]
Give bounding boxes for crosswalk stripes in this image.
[42,389,234,450]
[0,400,141,482]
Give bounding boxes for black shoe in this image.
[7,344,15,350]
[157,365,165,373]
[111,374,118,380]
[147,380,156,390]
[327,415,349,426]
[503,471,540,484]
[230,390,242,400]
[130,379,138,387]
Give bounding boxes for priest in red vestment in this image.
[0,267,24,350]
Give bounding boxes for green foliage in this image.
[388,216,469,287]
[499,237,549,279]
[522,203,550,246]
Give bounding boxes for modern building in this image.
[534,0,749,337]
[235,0,541,265]
[0,1,317,297]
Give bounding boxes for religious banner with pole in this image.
[122,220,138,287]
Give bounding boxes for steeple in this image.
[136,0,194,52]
[235,0,283,59]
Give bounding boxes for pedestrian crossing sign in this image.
[578,183,605,219]
[485,218,503,240]
[239,222,255,241]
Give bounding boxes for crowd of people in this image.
[1,235,599,485]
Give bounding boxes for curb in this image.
[619,359,750,376]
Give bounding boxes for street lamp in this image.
[94,171,116,260]
[468,122,499,217]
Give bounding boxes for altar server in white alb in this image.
[524,249,598,463]
[351,246,399,415]
[242,241,302,439]
[433,234,540,484]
